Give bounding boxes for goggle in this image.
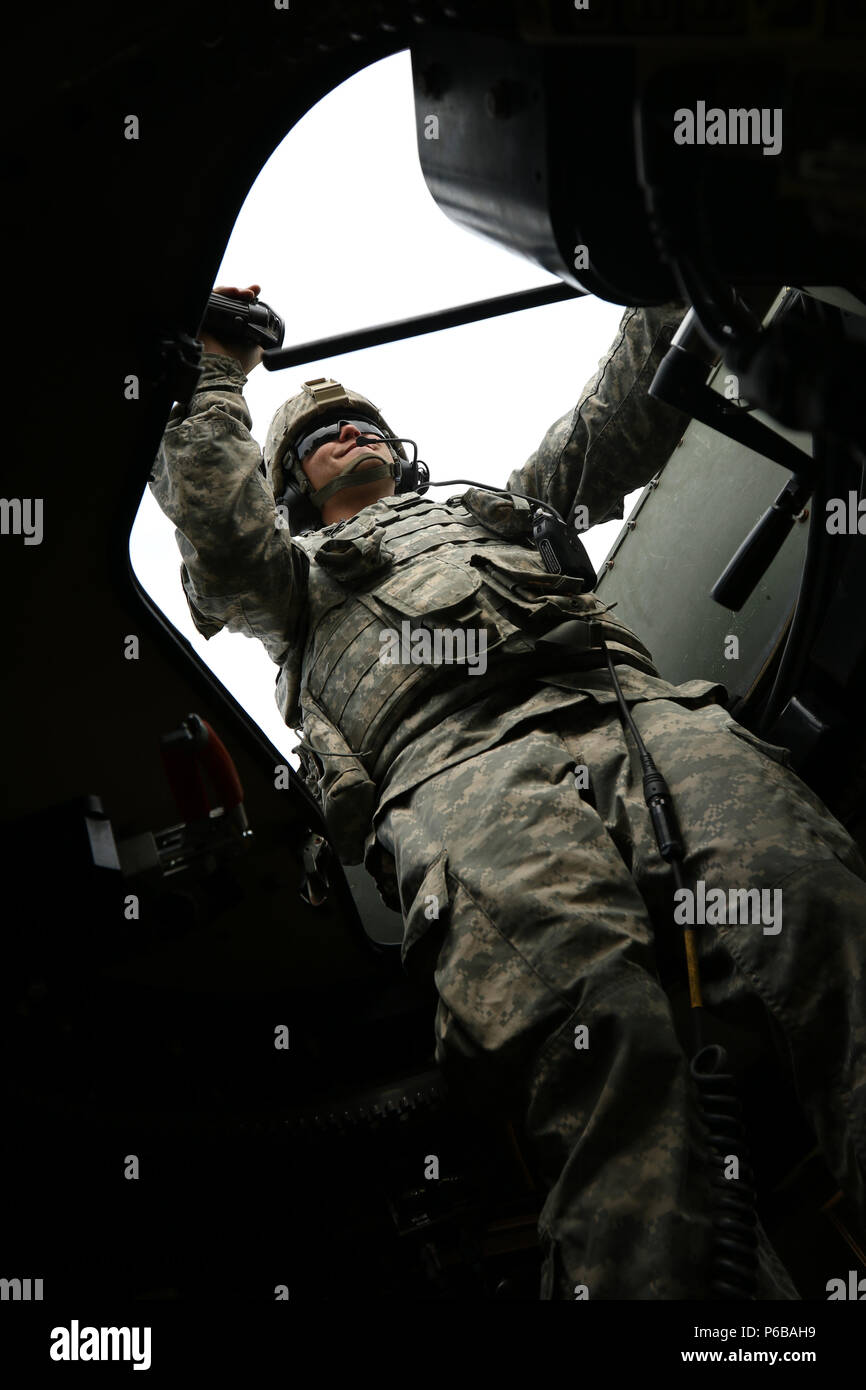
[294,418,387,462]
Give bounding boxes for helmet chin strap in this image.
[308,449,400,509]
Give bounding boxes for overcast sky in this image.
[129,50,633,764]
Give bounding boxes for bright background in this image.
[129,50,634,764]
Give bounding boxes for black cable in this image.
[602,642,759,1299]
[420,476,559,514]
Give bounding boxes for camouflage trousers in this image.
[373,694,866,1299]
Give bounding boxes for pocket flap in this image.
[314,529,393,582]
[461,487,534,539]
[370,556,481,617]
[725,718,793,768]
[470,545,586,600]
[297,693,378,864]
[401,849,451,968]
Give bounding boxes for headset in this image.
[275,426,428,535]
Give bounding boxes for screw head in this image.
[485,79,526,119]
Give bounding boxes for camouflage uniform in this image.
[150,303,866,1299]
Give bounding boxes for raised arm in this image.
[506,301,692,528]
[148,287,309,679]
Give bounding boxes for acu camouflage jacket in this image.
[149,301,722,867]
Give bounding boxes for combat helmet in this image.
[264,377,414,534]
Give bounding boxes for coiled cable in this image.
[691,1043,759,1299]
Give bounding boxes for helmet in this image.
[263,377,409,534]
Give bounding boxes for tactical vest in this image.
[286,488,658,863]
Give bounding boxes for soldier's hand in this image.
[199,284,266,375]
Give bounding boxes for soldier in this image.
[150,284,866,1300]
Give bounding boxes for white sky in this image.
[129,50,633,765]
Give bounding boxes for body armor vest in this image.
[286,488,658,862]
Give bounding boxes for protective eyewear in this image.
[295,418,387,462]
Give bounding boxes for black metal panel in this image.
[412,32,675,304]
[412,26,866,304]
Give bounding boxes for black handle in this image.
[711,503,798,611]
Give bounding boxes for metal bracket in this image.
[300,832,334,907]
